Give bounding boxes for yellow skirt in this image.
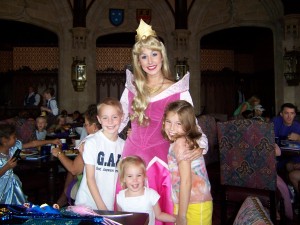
[174,201,213,225]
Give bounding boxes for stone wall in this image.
[0,0,289,114]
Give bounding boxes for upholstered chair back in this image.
[197,114,218,165]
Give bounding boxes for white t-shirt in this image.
[117,187,160,225]
[75,130,124,210]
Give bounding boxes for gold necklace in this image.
[146,78,164,95]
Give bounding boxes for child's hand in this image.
[176,215,187,225]
[7,157,18,169]
[51,138,62,145]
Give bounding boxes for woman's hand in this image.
[127,128,132,137]
[51,147,61,158]
[174,138,203,161]
[185,147,203,161]
[178,144,203,161]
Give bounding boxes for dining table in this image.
[14,148,77,204]
[279,140,300,156]
[0,204,149,225]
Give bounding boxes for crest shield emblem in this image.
[109,9,124,26]
[136,9,151,24]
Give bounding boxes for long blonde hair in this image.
[131,35,173,126]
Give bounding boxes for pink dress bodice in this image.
[121,70,191,165]
[123,92,180,165]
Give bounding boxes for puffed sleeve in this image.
[119,88,130,132]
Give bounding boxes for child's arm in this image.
[176,160,191,225]
[153,202,176,223]
[85,164,108,210]
[0,158,17,177]
[23,139,61,149]
[175,138,192,225]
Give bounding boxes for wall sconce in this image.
[175,57,189,81]
[283,50,300,86]
[71,57,87,91]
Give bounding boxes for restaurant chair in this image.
[197,114,219,166]
[217,119,278,224]
[197,114,220,197]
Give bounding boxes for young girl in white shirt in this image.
[117,155,176,225]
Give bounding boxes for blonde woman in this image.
[119,20,208,225]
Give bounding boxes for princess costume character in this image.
[0,140,27,204]
[119,70,208,225]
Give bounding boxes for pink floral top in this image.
[168,142,213,204]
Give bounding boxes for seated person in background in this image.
[60,110,73,124]
[252,104,266,121]
[51,104,101,207]
[35,116,47,140]
[272,103,300,170]
[233,95,260,119]
[272,103,300,141]
[47,115,70,134]
[288,165,300,203]
[289,163,300,187]
[0,124,61,205]
[275,144,294,220]
[72,110,84,124]
[0,124,28,204]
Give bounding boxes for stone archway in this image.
[0,19,59,108]
[200,27,275,117]
[189,0,283,116]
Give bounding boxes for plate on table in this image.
[64,149,79,157]
[20,149,39,157]
[46,133,56,137]
[280,140,300,150]
[25,155,47,160]
[281,146,300,151]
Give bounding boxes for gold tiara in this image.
[135,19,157,42]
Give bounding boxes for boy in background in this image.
[35,116,47,140]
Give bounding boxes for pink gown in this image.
[119,70,208,225]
